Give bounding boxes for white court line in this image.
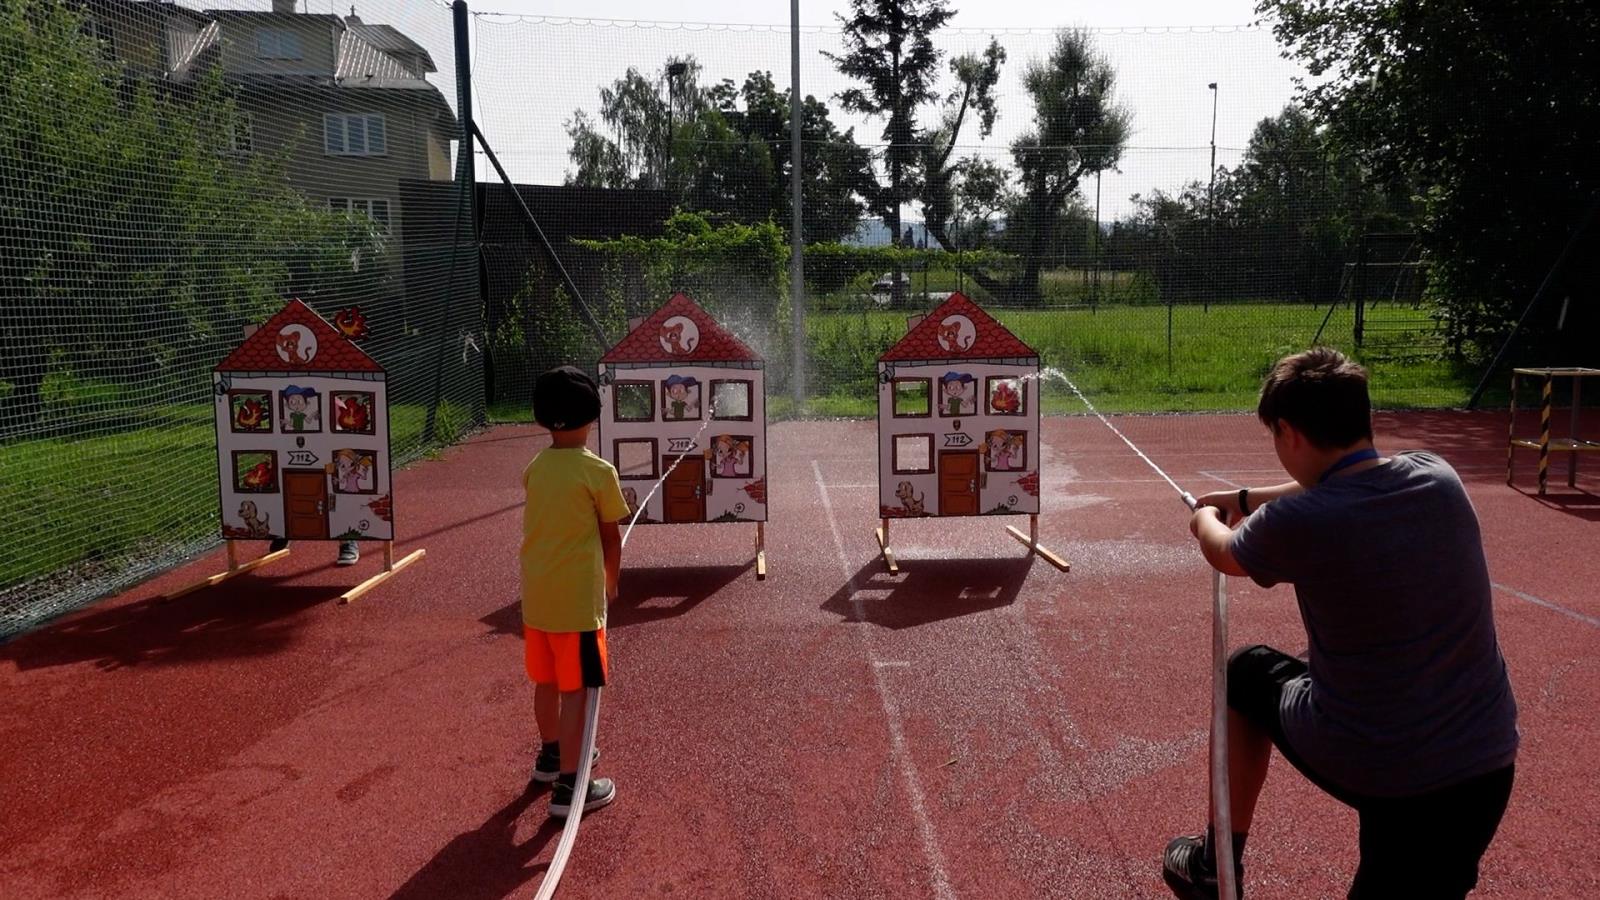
[812,459,958,900]
[1493,583,1600,629]
[1198,470,1245,489]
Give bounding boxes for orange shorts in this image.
[523,626,609,692]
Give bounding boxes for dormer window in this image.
[255,28,303,60]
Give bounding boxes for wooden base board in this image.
[160,547,291,601]
[1005,525,1071,572]
[874,526,899,573]
[339,548,426,605]
[756,550,767,581]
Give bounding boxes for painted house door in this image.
[939,451,980,516]
[663,455,706,523]
[284,470,330,539]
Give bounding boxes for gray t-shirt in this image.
[1232,450,1518,797]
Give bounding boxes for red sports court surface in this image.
[2,410,1597,899]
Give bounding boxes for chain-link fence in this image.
[1,0,477,636]
[6,3,1572,636]
[465,12,1477,423]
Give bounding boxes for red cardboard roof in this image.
[215,299,383,374]
[599,292,762,365]
[879,292,1037,362]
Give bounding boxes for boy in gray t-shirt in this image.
[1162,348,1517,900]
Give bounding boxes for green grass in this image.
[788,301,1479,418]
[0,401,474,600]
[0,301,1480,608]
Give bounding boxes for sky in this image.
[333,0,1309,221]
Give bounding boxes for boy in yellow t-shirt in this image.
[523,366,631,818]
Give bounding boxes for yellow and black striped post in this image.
[1506,372,1518,485]
[1538,372,1553,495]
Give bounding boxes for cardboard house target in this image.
[874,292,1066,571]
[212,299,393,544]
[597,293,768,575]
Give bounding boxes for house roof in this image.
[216,299,384,374]
[345,18,436,73]
[879,292,1037,363]
[599,293,762,365]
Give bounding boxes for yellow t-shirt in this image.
[520,447,631,632]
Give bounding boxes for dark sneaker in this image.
[531,745,601,784]
[1162,833,1242,900]
[337,541,360,566]
[269,538,289,553]
[549,777,616,818]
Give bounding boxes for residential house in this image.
[79,0,457,303]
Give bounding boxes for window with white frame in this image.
[324,113,387,156]
[255,28,303,60]
[892,434,934,474]
[329,198,391,230]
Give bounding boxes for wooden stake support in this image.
[875,517,899,573]
[161,541,290,601]
[755,521,767,581]
[340,541,426,605]
[1005,513,1071,572]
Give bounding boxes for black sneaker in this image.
[531,745,601,784]
[1162,833,1242,900]
[336,540,359,566]
[548,776,616,818]
[269,538,289,553]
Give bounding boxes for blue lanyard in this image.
[1319,448,1379,484]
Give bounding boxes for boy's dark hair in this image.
[533,366,601,432]
[1257,347,1373,448]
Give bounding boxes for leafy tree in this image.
[709,71,876,244]
[972,29,1128,303]
[823,0,955,274]
[1259,0,1600,360]
[566,61,873,243]
[0,0,381,433]
[919,40,1007,252]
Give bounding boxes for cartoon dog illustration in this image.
[895,481,926,515]
[238,500,272,538]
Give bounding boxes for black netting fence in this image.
[5,3,1591,636]
[1,0,477,636]
[465,13,1487,423]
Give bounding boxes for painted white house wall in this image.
[876,360,1040,517]
[212,371,392,541]
[598,363,767,524]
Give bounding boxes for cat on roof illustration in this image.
[661,321,697,354]
[937,317,973,351]
[277,328,313,364]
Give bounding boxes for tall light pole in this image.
[665,61,687,195]
[1207,81,1218,312]
[788,0,805,408]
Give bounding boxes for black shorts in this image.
[1228,645,1515,899]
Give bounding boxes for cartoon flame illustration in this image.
[336,395,370,432]
[242,459,274,489]
[235,397,265,429]
[1017,470,1040,497]
[333,306,369,340]
[990,381,1022,414]
[740,477,766,505]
